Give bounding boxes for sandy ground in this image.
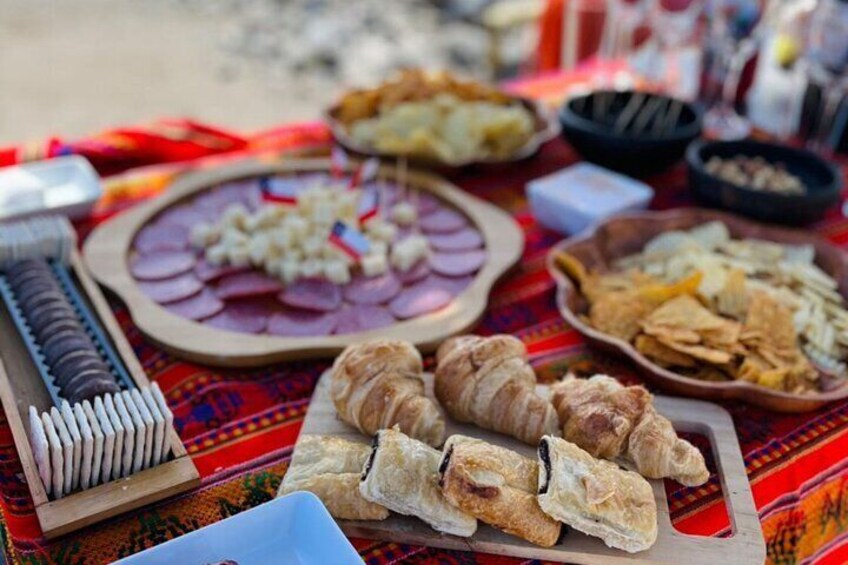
[0,0,325,145]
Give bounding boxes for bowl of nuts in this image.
[686,139,841,225]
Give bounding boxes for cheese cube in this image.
[301,236,324,258]
[227,244,251,267]
[206,244,228,266]
[368,240,389,257]
[300,259,324,279]
[279,259,301,284]
[366,219,398,243]
[221,227,248,247]
[361,252,388,277]
[311,201,335,227]
[221,204,249,229]
[391,235,428,272]
[391,202,417,227]
[324,260,351,285]
[248,235,271,266]
[190,222,219,248]
[286,216,310,243]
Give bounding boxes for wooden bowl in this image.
[547,208,848,412]
[325,97,560,168]
[84,158,524,367]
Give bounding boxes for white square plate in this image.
[114,492,362,565]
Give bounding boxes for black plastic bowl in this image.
[558,90,702,176]
[687,139,842,225]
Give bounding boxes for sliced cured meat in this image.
[194,258,251,283]
[342,272,401,305]
[156,205,210,229]
[267,309,338,337]
[215,271,283,300]
[427,227,483,252]
[395,261,430,285]
[416,192,441,215]
[278,278,342,312]
[165,288,225,321]
[138,273,203,304]
[430,250,487,277]
[204,301,270,334]
[334,305,396,334]
[133,223,189,254]
[130,250,196,281]
[389,279,454,319]
[419,208,468,234]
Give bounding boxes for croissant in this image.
[330,340,445,446]
[550,374,709,486]
[434,335,559,445]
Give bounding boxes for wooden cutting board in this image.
[298,371,766,565]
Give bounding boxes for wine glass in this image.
[803,0,848,155]
[649,0,705,98]
[702,0,766,139]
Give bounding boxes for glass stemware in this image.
[649,0,705,98]
[803,0,848,155]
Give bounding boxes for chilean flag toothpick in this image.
[330,146,349,179]
[328,221,371,260]
[260,176,300,205]
[348,158,380,189]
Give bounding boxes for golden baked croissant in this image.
[434,335,559,445]
[550,374,709,486]
[330,340,445,446]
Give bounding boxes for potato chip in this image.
[715,268,748,320]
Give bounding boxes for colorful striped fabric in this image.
[0,121,846,565]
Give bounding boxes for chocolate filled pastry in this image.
[434,335,559,445]
[550,374,709,486]
[438,435,561,547]
[277,435,388,521]
[330,340,445,446]
[537,436,658,553]
[359,427,476,537]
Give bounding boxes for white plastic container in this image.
[527,162,654,235]
[0,156,102,221]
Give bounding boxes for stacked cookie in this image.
[6,258,121,403]
[28,384,174,499]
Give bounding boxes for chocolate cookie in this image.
[51,349,108,385]
[43,332,98,367]
[66,376,121,404]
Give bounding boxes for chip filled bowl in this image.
[686,139,842,225]
[558,90,702,176]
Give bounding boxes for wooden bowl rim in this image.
[546,207,848,406]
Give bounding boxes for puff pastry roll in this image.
[360,427,477,537]
[537,436,658,553]
[434,335,559,445]
[331,340,445,446]
[438,435,561,547]
[550,374,709,486]
[278,435,388,521]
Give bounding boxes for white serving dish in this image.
[527,162,654,235]
[114,492,362,565]
[0,156,102,221]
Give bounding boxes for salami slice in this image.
[388,274,471,319]
[342,272,401,305]
[194,259,251,283]
[157,205,210,229]
[165,288,225,321]
[334,305,396,334]
[215,271,283,300]
[134,223,189,254]
[427,227,483,252]
[278,278,342,312]
[395,261,431,285]
[204,300,270,334]
[419,208,468,234]
[130,250,196,281]
[138,273,203,304]
[416,192,441,215]
[267,309,338,337]
[430,250,487,277]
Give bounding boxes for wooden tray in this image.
[298,370,765,565]
[0,248,200,539]
[547,208,848,412]
[83,158,523,367]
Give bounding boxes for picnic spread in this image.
[0,67,846,565]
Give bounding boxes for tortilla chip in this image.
[715,268,748,320]
[589,291,655,342]
[635,335,697,368]
[645,294,726,332]
[656,337,733,365]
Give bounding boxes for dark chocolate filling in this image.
[538,439,551,495]
[361,433,379,481]
[437,444,454,487]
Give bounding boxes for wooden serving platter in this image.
[547,208,848,412]
[0,249,200,539]
[83,158,523,367]
[298,370,766,565]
